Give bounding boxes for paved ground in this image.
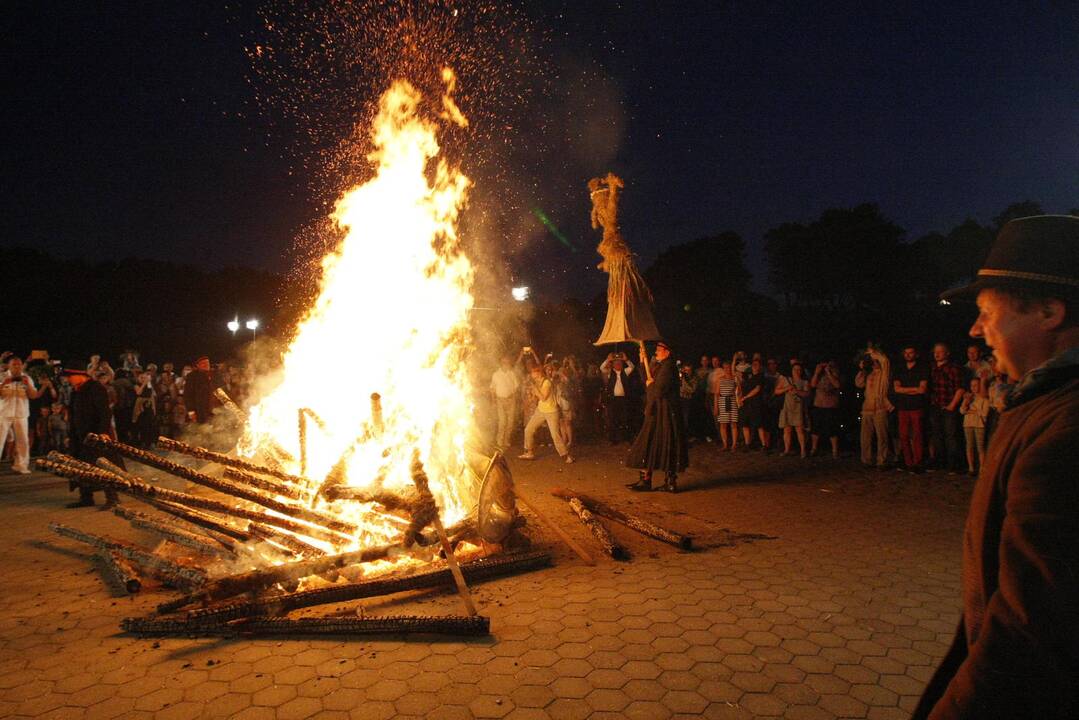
[0,441,972,719]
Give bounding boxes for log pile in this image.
[37,433,550,639]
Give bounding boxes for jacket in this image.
[914,356,1079,719]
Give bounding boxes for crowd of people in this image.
[487,340,1008,478]
[0,349,247,493]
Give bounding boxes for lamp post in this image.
[246,319,259,342]
[227,319,240,335]
[511,286,530,302]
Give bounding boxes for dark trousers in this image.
[897,409,925,468]
[605,396,630,443]
[928,406,961,470]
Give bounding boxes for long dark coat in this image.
[71,379,112,463]
[625,357,689,474]
[183,369,213,423]
[914,367,1079,719]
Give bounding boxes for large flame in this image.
[239,74,476,550]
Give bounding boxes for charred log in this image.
[83,435,355,537]
[567,498,629,561]
[156,436,308,488]
[158,543,399,611]
[221,467,305,501]
[98,549,141,594]
[180,550,552,623]
[112,505,236,559]
[551,487,693,550]
[123,614,489,637]
[49,522,207,590]
[37,458,347,546]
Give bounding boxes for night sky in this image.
[4,1,1077,302]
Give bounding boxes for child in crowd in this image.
[960,378,990,475]
[48,402,68,451]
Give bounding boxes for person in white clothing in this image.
[1,357,47,474]
[960,377,990,475]
[490,355,520,450]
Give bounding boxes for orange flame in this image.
[239,73,477,551]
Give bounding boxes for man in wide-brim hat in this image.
[914,215,1079,719]
[625,340,688,493]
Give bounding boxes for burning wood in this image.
[144,498,251,544]
[97,549,141,594]
[123,614,490,637]
[322,485,418,512]
[550,487,693,550]
[159,543,401,610]
[567,498,629,561]
[156,436,307,487]
[84,434,357,537]
[246,522,326,557]
[112,505,235,559]
[49,522,207,591]
[177,550,552,623]
[410,454,476,616]
[36,458,347,545]
[221,467,305,501]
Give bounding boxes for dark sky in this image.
[4,1,1077,302]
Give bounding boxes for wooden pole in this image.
[514,488,595,566]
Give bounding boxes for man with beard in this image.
[914,216,1079,719]
[626,341,688,493]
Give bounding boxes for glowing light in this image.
[227,319,240,333]
[245,319,260,331]
[511,286,530,302]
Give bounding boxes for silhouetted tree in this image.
[993,201,1044,230]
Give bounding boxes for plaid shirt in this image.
[930,362,964,409]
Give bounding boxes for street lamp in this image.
[227,319,240,334]
[246,318,259,341]
[511,286,530,302]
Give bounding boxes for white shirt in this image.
[600,359,635,397]
[0,371,37,419]
[490,368,519,399]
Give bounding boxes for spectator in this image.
[985,354,1011,440]
[960,377,989,475]
[111,370,135,441]
[854,346,893,469]
[929,342,965,474]
[581,363,605,440]
[518,364,573,464]
[132,370,157,448]
[677,362,697,441]
[704,356,723,442]
[810,360,843,459]
[776,361,811,457]
[33,406,51,455]
[48,402,69,452]
[737,357,770,451]
[557,357,582,452]
[490,354,520,450]
[713,361,739,450]
[0,357,47,474]
[600,351,635,444]
[965,344,992,396]
[70,369,122,507]
[693,355,714,441]
[892,346,930,473]
[183,356,214,424]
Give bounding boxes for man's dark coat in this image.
[914,367,1079,719]
[625,357,688,474]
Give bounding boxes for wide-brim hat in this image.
[941,215,1079,301]
[654,340,672,352]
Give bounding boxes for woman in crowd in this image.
[557,356,582,451]
[960,377,990,475]
[713,360,739,450]
[810,360,842,458]
[776,362,811,457]
[132,370,157,448]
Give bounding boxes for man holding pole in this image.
[625,341,688,493]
